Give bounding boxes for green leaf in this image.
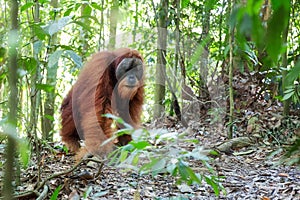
[33,41,43,56]
[21,2,34,12]
[181,0,190,9]
[119,149,129,162]
[83,186,92,198]
[266,1,290,63]
[32,24,47,40]
[36,84,54,92]
[190,35,210,67]
[285,61,300,86]
[72,20,93,32]
[44,16,72,36]
[102,114,132,128]
[132,151,140,166]
[185,167,201,184]
[64,50,82,68]
[166,163,177,176]
[44,114,54,121]
[48,50,63,69]
[91,2,104,11]
[131,141,150,150]
[283,90,294,101]
[204,176,220,196]
[50,185,62,200]
[82,4,92,16]
[140,158,160,174]
[18,139,30,167]
[178,160,189,181]
[152,158,166,175]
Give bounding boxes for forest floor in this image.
[5,111,299,200]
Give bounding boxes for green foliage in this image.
[106,119,224,196]
[282,137,300,165]
[83,186,93,199]
[283,61,300,104]
[0,123,30,168]
[43,16,72,36]
[266,0,290,64]
[50,185,62,200]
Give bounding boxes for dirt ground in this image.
[6,118,299,200]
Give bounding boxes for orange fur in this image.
[60,48,144,156]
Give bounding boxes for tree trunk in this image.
[42,0,59,141]
[108,0,119,50]
[3,0,18,198]
[98,0,105,50]
[282,5,291,116]
[199,1,211,100]
[133,0,139,43]
[228,0,235,139]
[29,1,41,140]
[154,0,168,118]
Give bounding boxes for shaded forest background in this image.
[0,0,299,199]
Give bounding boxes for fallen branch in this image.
[216,136,254,153]
[36,185,48,200]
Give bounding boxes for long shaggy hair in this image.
[60,48,144,156]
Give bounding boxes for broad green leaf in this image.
[83,4,92,16]
[21,2,34,12]
[33,41,43,56]
[44,16,72,36]
[131,141,150,150]
[65,50,82,68]
[204,176,220,196]
[266,1,290,63]
[72,20,93,32]
[166,163,177,176]
[119,149,129,162]
[132,151,140,166]
[122,143,134,151]
[178,160,189,181]
[283,91,294,101]
[64,6,73,17]
[32,24,47,40]
[36,83,54,92]
[91,2,104,11]
[152,158,166,175]
[181,0,189,9]
[185,166,201,184]
[140,158,160,174]
[44,114,54,121]
[48,50,63,69]
[285,61,300,86]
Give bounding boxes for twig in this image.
[14,157,106,199]
[36,185,48,200]
[95,162,105,178]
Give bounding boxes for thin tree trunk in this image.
[282,5,291,116]
[108,0,119,49]
[30,0,42,184]
[154,0,168,118]
[3,0,18,198]
[98,0,105,50]
[133,0,139,43]
[29,0,41,140]
[199,2,211,100]
[42,0,59,141]
[228,0,235,139]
